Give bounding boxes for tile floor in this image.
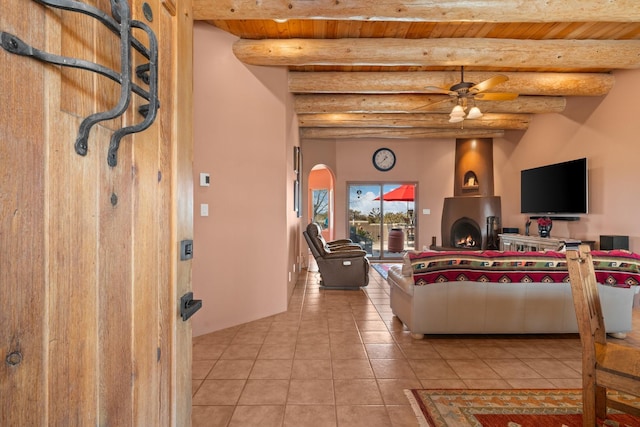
[191,263,640,427]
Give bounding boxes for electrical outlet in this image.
[200,203,208,217]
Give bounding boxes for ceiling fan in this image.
[425,66,519,122]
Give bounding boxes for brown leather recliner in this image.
[303,223,370,289]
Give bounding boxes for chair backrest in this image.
[566,244,607,348]
[303,223,327,259]
[305,223,328,253]
[303,230,322,259]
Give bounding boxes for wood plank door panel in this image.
[0,0,193,425]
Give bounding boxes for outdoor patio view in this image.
[347,183,416,260]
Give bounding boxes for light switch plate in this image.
[200,203,209,216]
[199,173,210,187]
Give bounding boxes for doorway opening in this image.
[308,165,335,242]
[348,183,417,260]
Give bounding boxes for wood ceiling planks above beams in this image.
[194,0,640,22]
[233,38,640,70]
[288,72,615,96]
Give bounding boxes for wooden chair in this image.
[566,244,640,426]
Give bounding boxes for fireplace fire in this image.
[450,217,482,249]
[457,235,477,248]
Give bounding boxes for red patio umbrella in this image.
[374,184,415,202]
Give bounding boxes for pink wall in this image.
[192,23,301,336]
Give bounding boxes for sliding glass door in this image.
[348,183,416,260]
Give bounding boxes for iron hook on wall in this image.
[1,0,159,167]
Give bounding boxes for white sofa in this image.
[388,250,640,339]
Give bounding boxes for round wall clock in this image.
[372,148,396,171]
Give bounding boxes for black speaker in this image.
[599,235,629,250]
[502,227,519,234]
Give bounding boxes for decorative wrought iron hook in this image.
[1,0,159,167]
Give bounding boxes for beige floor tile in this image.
[506,378,555,388]
[295,342,331,359]
[334,379,383,405]
[408,359,459,380]
[283,405,337,427]
[522,358,581,378]
[257,343,296,360]
[192,360,215,380]
[462,378,512,389]
[192,380,203,397]
[287,379,335,404]
[219,344,262,360]
[360,331,396,344]
[191,405,234,427]
[419,378,467,389]
[332,359,375,379]
[192,342,227,361]
[230,330,268,345]
[356,320,390,331]
[370,359,417,379]
[291,359,333,379]
[398,344,442,360]
[263,331,299,345]
[237,379,289,405]
[192,379,246,405]
[446,359,501,379]
[377,379,423,405]
[329,331,363,345]
[249,359,293,379]
[386,404,420,427]
[228,405,285,427]
[336,405,392,427]
[365,343,406,359]
[207,360,254,380]
[483,358,543,379]
[330,343,368,359]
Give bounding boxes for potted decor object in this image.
[537,216,553,238]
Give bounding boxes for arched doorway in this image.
[308,165,336,241]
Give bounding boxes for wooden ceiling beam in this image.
[233,38,640,69]
[298,113,531,130]
[300,127,506,139]
[194,0,640,22]
[294,94,566,114]
[289,71,615,96]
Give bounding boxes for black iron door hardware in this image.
[1,0,159,167]
[180,292,202,321]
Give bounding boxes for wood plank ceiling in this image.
[193,1,640,139]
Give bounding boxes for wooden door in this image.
[0,0,193,425]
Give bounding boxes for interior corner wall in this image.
[192,22,294,336]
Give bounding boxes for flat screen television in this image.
[520,158,588,215]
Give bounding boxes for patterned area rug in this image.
[371,263,392,279]
[405,389,640,427]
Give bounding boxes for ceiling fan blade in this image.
[474,92,519,101]
[469,75,509,93]
[425,85,456,96]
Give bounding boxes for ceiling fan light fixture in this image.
[449,115,464,123]
[449,105,465,118]
[467,106,483,119]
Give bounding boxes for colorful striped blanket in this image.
[408,250,640,288]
